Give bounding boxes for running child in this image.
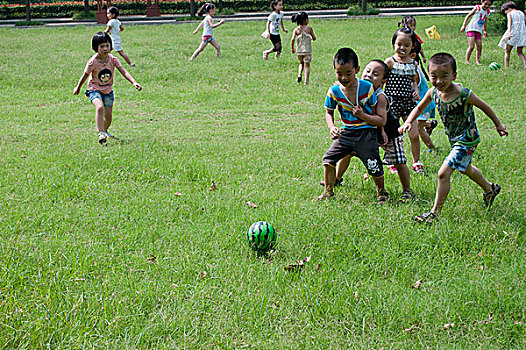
[498,1,526,68]
[189,3,225,61]
[399,53,508,223]
[73,32,142,144]
[105,6,134,67]
[460,0,493,65]
[290,11,316,85]
[384,27,424,173]
[317,48,388,203]
[263,0,288,60]
[325,60,416,202]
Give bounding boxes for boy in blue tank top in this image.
[400,53,508,223]
[317,48,388,203]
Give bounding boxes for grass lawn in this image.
[0,15,525,349]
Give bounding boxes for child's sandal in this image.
[414,211,437,224]
[377,191,389,205]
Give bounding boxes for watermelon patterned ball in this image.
[246,221,277,252]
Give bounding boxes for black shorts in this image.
[322,128,384,177]
[270,34,282,52]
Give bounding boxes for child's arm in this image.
[193,20,204,34]
[352,94,387,127]
[325,109,340,139]
[483,18,487,38]
[290,29,297,53]
[281,19,288,33]
[412,72,420,100]
[420,47,426,63]
[73,72,89,95]
[212,17,225,28]
[308,26,316,41]
[104,24,111,34]
[120,24,124,32]
[506,12,513,40]
[116,65,142,91]
[460,6,477,31]
[468,92,508,136]
[265,20,271,38]
[399,89,433,133]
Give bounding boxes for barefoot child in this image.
[399,53,508,223]
[460,0,493,65]
[263,0,288,60]
[105,6,134,67]
[317,48,388,203]
[73,32,142,144]
[498,1,526,68]
[290,11,316,85]
[189,3,225,61]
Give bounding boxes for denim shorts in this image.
[444,144,478,172]
[85,90,114,108]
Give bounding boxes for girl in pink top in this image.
[73,32,142,144]
[460,0,493,65]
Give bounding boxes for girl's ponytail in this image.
[198,3,214,16]
[291,11,308,25]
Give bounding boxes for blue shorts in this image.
[444,144,478,172]
[85,90,114,108]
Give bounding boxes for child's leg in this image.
[104,107,113,131]
[461,163,492,193]
[418,120,436,150]
[318,164,336,199]
[209,39,221,58]
[465,36,476,63]
[504,44,513,67]
[297,56,304,81]
[92,98,106,132]
[190,42,208,60]
[431,163,455,215]
[474,39,483,65]
[117,50,132,66]
[402,115,422,167]
[335,155,351,181]
[516,46,526,68]
[395,163,411,192]
[304,61,311,85]
[372,175,386,196]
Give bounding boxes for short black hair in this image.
[368,59,390,79]
[291,11,308,25]
[392,27,417,47]
[428,52,457,73]
[107,6,119,18]
[92,31,112,52]
[333,48,359,68]
[501,1,517,14]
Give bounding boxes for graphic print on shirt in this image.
[98,69,112,86]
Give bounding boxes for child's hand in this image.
[329,126,340,139]
[193,30,198,34]
[483,30,488,38]
[460,25,466,32]
[412,90,420,100]
[379,130,388,146]
[266,33,270,39]
[291,48,295,54]
[284,29,288,33]
[352,105,364,119]
[134,82,142,91]
[219,20,225,25]
[398,122,411,134]
[496,123,508,136]
[422,57,427,63]
[73,86,80,95]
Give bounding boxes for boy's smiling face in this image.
[361,61,386,90]
[429,63,456,92]
[334,61,359,87]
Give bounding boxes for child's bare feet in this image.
[315,188,334,201]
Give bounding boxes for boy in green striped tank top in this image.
[400,53,508,223]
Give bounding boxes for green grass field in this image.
[1,16,525,348]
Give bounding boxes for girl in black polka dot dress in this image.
[384,27,425,174]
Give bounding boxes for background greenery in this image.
[1,16,525,348]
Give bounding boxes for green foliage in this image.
[347,4,380,16]
[487,0,526,32]
[0,17,525,348]
[72,10,96,20]
[220,7,235,15]
[14,20,44,25]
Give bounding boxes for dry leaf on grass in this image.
[293,178,300,181]
[174,192,183,196]
[146,254,156,262]
[246,201,258,209]
[363,173,370,181]
[354,290,359,300]
[21,155,27,159]
[411,279,423,289]
[199,270,207,279]
[443,323,455,330]
[284,256,311,272]
[208,180,216,191]
[402,323,420,333]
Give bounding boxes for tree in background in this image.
[190,0,196,16]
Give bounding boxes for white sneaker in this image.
[104,130,114,138]
[98,131,107,144]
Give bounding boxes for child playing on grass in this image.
[263,0,288,60]
[73,32,142,144]
[189,3,225,61]
[317,48,388,203]
[460,0,493,65]
[105,6,134,67]
[384,27,423,174]
[290,11,316,85]
[399,53,508,223]
[324,60,416,202]
[498,1,526,68]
